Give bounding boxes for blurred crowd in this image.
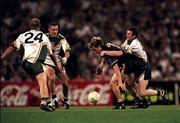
[1,0,180,82]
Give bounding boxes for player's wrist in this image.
[62,57,67,65]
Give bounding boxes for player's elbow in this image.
[116,51,123,56]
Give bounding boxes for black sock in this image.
[134,97,142,101]
[63,84,68,101]
[52,94,57,99]
[63,97,68,102]
[157,90,161,96]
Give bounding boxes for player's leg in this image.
[35,72,54,112]
[124,73,140,98]
[142,63,168,103]
[138,77,157,96]
[45,65,59,108]
[124,74,148,108]
[122,66,142,103]
[138,77,168,103]
[109,73,125,109]
[36,72,49,99]
[58,68,70,109]
[22,61,53,111]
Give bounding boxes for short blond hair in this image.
[88,36,103,49]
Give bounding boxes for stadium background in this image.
[0,0,180,107]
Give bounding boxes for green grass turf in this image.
[1,105,180,123]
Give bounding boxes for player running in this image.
[1,18,61,112]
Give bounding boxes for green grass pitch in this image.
[1,105,180,123]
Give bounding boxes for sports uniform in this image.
[13,30,53,76]
[102,42,147,78]
[44,32,71,109]
[121,38,151,80]
[44,33,71,67]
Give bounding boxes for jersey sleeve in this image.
[61,39,71,53]
[129,40,139,53]
[13,34,22,50]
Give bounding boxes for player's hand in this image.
[124,45,132,54]
[118,83,126,92]
[62,57,67,65]
[56,64,63,73]
[96,66,103,75]
[100,51,105,57]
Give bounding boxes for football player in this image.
[44,22,71,109]
[1,18,62,112]
[100,26,169,108]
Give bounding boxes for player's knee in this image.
[48,74,56,82]
[109,82,115,89]
[139,91,146,96]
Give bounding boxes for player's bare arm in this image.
[1,42,16,60]
[101,50,124,57]
[62,50,70,65]
[96,57,106,76]
[113,63,125,91]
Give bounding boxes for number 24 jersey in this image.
[13,30,53,63]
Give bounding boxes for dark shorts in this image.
[22,60,44,76]
[130,62,151,81]
[123,60,146,75]
[144,62,151,80]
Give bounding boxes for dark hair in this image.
[88,36,103,48]
[48,22,59,28]
[128,26,138,38]
[30,18,41,30]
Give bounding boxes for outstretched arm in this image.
[1,45,15,60]
[101,50,124,57]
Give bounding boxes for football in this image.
[88,91,101,103]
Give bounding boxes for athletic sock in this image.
[52,94,57,99]
[62,84,68,100]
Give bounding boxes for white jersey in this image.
[14,30,53,63]
[44,33,71,67]
[121,38,147,62]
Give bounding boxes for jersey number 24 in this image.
[25,32,43,43]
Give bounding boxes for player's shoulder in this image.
[132,38,140,43]
[57,33,65,40]
[45,32,50,37]
[131,38,140,45]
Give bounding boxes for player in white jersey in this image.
[1,18,62,112]
[101,26,168,108]
[44,22,71,109]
